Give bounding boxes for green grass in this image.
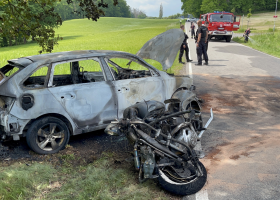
[0,163,56,199]
[232,11,280,58]
[0,151,171,200]
[232,32,280,58]
[0,17,184,75]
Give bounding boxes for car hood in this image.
[136,29,185,71]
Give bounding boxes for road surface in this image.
[183,22,280,200]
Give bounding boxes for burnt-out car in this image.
[0,29,202,154]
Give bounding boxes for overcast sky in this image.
[125,0,183,17]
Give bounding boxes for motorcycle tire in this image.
[157,161,207,196]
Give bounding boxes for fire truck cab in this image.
[200,11,241,42]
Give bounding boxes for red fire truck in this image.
[200,11,241,42]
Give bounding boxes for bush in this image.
[268,27,278,32]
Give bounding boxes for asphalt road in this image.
[183,22,280,200]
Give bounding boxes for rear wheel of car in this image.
[26,117,70,154]
[226,36,231,42]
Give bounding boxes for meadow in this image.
[0,18,183,200]
[0,18,183,74]
[233,12,280,58]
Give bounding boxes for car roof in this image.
[8,50,138,67]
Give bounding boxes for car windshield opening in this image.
[210,14,233,23]
[106,58,152,80]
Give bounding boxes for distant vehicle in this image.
[186,18,197,23]
[200,11,241,42]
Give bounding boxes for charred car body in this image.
[0,29,202,154]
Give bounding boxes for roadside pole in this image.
[241,14,244,30]
[273,0,278,33]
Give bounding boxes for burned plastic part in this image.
[123,100,165,120]
[164,98,181,104]
[21,94,34,111]
[9,123,20,133]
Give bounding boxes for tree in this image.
[0,0,119,53]
[200,0,228,14]
[181,0,203,18]
[138,11,147,19]
[159,3,163,19]
[98,0,130,17]
[130,8,146,18]
[247,8,252,28]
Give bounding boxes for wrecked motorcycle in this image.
[105,100,213,195]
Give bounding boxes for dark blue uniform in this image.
[196,26,208,65]
[179,33,191,63]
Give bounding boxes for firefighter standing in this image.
[190,22,196,39]
[202,21,211,60]
[195,20,208,66]
[179,25,192,64]
[243,28,251,42]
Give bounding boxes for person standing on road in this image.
[179,25,193,64]
[190,22,196,39]
[195,20,208,66]
[202,21,211,60]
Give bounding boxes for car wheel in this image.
[26,117,70,154]
[226,36,231,42]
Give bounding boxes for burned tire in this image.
[26,117,70,154]
[226,36,231,42]
[158,161,207,196]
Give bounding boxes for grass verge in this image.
[0,145,177,200]
[232,32,280,58]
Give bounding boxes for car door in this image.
[105,56,166,118]
[48,57,117,128]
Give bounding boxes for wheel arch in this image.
[169,89,201,111]
[23,113,75,136]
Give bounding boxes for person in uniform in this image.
[202,21,211,60]
[195,20,208,66]
[243,28,251,42]
[179,24,192,64]
[190,22,196,39]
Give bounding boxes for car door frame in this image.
[47,56,118,132]
[103,55,166,118]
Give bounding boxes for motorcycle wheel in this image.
[157,161,207,196]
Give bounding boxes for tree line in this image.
[0,0,139,50]
[181,0,278,17]
[0,0,185,52]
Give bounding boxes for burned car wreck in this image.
[0,29,202,154]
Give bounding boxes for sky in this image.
[125,0,183,17]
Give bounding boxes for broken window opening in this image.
[23,66,49,88]
[0,64,21,84]
[106,57,152,80]
[51,58,105,87]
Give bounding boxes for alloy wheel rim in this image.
[36,123,65,151]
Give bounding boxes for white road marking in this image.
[196,189,209,200]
